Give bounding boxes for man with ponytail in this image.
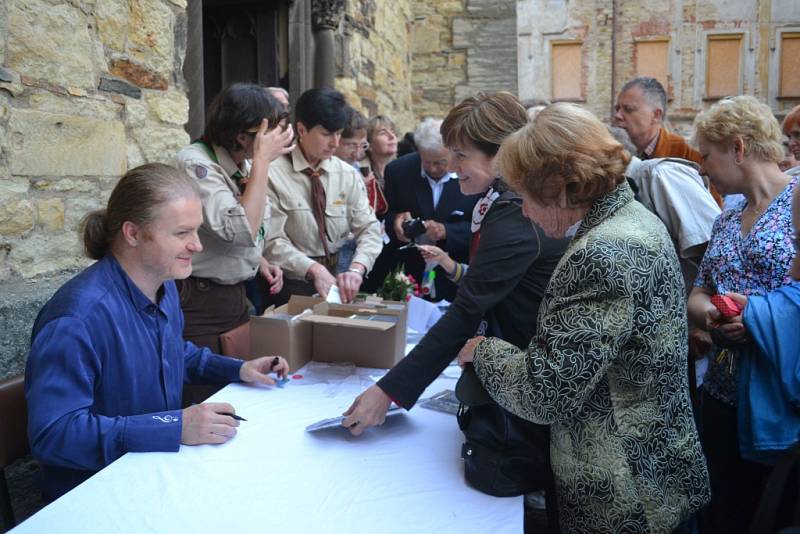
[25,164,290,501]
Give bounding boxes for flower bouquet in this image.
[376,264,420,302]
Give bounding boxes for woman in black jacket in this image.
[343,93,568,531]
[344,92,568,423]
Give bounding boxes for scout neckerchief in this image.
[468,179,502,260]
[192,140,264,242]
[287,154,332,264]
[193,139,248,192]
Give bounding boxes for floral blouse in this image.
[695,176,798,405]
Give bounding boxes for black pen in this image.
[219,412,247,421]
[269,356,280,370]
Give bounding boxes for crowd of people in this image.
[23,76,800,533]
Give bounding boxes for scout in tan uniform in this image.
[265,88,382,304]
[175,83,294,351]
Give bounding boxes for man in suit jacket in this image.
[363,118,479,301]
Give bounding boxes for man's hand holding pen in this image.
[180,356,289,445]
[181,402,242,445]
[239,355,289,385]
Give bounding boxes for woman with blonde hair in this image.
[458,102,710,532]
[364,114,399,187]
[688,95,797,533]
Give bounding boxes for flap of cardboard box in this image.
[261,295,324,317]
[298,314,394,331]
[314,301,405,317]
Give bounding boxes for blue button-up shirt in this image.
[25,254,244,499]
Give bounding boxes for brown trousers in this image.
[176,276,251,405]
[176,276,250,353]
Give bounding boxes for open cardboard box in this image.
[249,295,323,371]
[303,299,408,369]
[250,295,408,371]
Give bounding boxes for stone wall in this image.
[408,0,517,124]
[0,0,191,378]
[334,0,416,134]
[408,0,467,121]
[335,0,518,134]
[453,0,517,103]
[517,0,800,130]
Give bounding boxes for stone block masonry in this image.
[334,0,416,134]
[0,0,191,379]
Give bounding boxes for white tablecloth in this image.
[13,359,522,533]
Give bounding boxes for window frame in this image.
[703,33,744,101]
[549,40,585,103]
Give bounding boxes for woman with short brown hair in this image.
[500,102,628,207]
[345,92,569,530]
[459,103,710,533]
[175,84,293,351]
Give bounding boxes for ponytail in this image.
[79,163,199,259]
[81,209,110,260]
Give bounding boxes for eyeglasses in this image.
[340,141,370,150]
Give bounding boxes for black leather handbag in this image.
[455,365,551,497]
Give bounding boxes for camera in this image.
[401,217,427,240]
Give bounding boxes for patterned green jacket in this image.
[474,182,710,533]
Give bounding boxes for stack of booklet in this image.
[419,390,460,415]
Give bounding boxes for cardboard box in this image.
[249,295,323,371]
[250,295,409,371]
[302,299,408,369]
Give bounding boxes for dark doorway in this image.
[202,0,285,111]
[184,0,291,139]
